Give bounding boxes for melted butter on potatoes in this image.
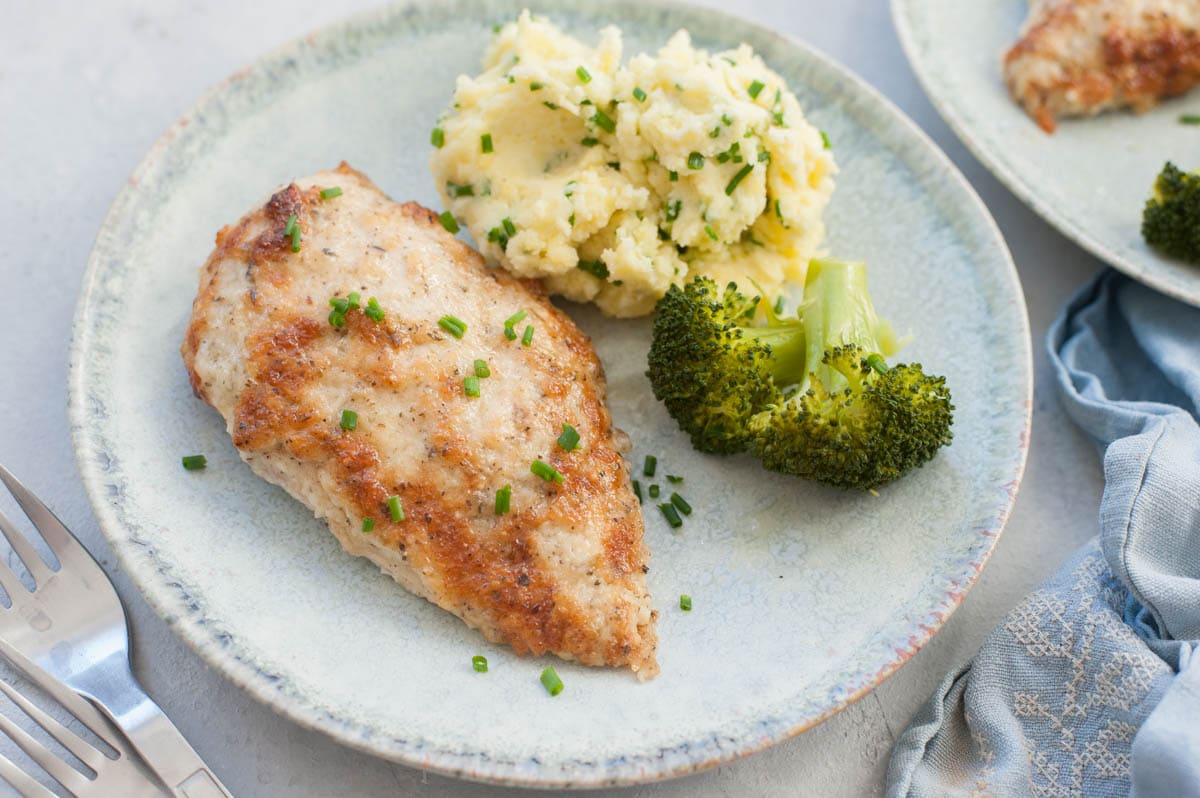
[431,12,837,317]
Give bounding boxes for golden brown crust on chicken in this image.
[1004,0,1200,132]
[182,163,658,677]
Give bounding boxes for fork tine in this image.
[0,504,53,587]
[0,466,78,571]
[0,513,33,600]
[0,693,91,795]
[0,748,58,798]
[0,678,106,772]
[0,639,122,753]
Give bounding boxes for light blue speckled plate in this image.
[893,0,1200,306]
[69,0,1030,788]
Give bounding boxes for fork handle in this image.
[77,664,232,798]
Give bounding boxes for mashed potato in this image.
[430,12,837,317]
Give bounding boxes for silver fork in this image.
[0,465,231,798]
[0,637,161,797]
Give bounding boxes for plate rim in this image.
[68,0,1033,787]
[890,0,1199,307]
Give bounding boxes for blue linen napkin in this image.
[885,271,1200,797]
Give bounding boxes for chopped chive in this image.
[687,152,704,170]
[543,101,559,110]
[820,130,832,149]
[866,354,889,375]
[181,455,207,471]
[438,315,467,338]
[387,495,405,522]
[531,459,564,484]
[474,359,490,378]
[557,423,580,452]
[319,186,343,200]
[576,66,591,83]
[643,455,657,477]
[1180,114,1200,125]
[669,170,678,182]
[365,297,385,322]
[448,181,475,197]
[431,127,445,148]
[632,479,643,503]
[328,309,346,328]
[439,211,460,233]
[362,517,375,533]
[568,212,575,226]
[773,295,785,315]
[495,485,511,515]
[521,325,534,347]
[725,163,754,195]
[505,309,527,328]
[758,150,771,163]
[504,325,518,341]
[580,136,600,147]
[666,474,684,484]
[721,113,733,126]
[472,655,489,672]
[591,110,616,134]
[680,594,692,611]
[464,375,481,397]
[502,217,516,237]
[774,198,786,224]
[329,296,350,313]
[704,224,718,241]
[540,666,564,696]
[290,224,302,252]
[665,199,682,222]
[529,81,544,91]
[481,133,494,153]
[670,492,692,515]
[648,483,660,499]
[340,410,358,431]
[577,259,609,279]
[659,502,683,528]
[748,79,765,99]
[284,213,298,236]
[633,86,647,102]
[709,126,721,138]
[346,292,360,310]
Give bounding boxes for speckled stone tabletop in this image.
[0,1,1105,795]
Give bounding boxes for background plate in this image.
[893,0,1200,306]
[69,0,1030,787]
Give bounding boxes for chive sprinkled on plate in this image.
[340,410,358,431]
[472,655,489,673]
[431,127,445,148]
[680,594,692,611]
[438,211,460,234]
[576,65,591,83]
[670,492,692,516]
[319,186,343,200]
[643,454,657,477]
[531,459,564,484]
[748,79,765,99]
[181,455,207,471]
[591,110,616,134]
[687,152,704,170]
[474,359,490,378]
[521,325,534,347]
[633,86,647,102]
[540,666,564,696]
[387,495,405,522]
[1181,114,1200,125]
[365,297,385,322]
[632,479,643,503]
[362,518,375,533]
[557,423,580,451]
[659,502,683,528]
[648,483,660,499]
[725,163,754,195]
[438,315,467,338]
[666,474,683,484]
[464,375,481,398]
[495,485,511,515]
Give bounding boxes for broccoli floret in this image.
[1142,162,1200,264]
[646,277,806,453]
[646,258,953,490]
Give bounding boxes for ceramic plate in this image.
[69,0,1030,787]
[892,0,1200,306]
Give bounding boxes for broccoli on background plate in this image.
[1142,162,1200,265]
[646,259,954,491]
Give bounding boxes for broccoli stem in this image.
[800,259,896,392]
[740,321,807,386]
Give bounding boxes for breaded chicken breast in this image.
[182,164,658,678]
[1004,0,1200,132]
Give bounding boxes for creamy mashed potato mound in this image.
[430,12,837,317]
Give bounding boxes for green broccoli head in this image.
[1142,162,1200,264]
[646,258,953,490]
[646,277,806,453]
